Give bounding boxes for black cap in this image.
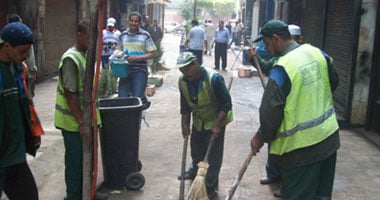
[252,20,289,43]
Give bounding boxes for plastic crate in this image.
[110,58,129,78]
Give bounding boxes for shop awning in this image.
[147,0,165,4]
[128,0,145,5]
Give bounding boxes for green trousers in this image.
[189,127,225,192]
[281,152,337,200]
[62,130,83,200]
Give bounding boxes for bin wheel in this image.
[136,160,142,171]
[125,172,145,190]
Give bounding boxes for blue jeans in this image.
[118,70,147,102]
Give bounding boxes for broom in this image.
[225,54,267,200]
[187,135,216,200]
[225,151,254,200]
[179,135,189,200]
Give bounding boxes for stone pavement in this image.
[20,33,380,200]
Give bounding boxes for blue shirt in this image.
[214,27,230,44]
[187,26,206,50]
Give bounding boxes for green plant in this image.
[98,69,117,98]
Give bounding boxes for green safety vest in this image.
[179,68,233,132]
[270,44,339,155]
[54,48,101,132]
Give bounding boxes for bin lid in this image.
[99,97,143,111]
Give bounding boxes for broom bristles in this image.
[187,162,209,200]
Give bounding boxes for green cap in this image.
[252,20,289,43]
[175,52,197,68]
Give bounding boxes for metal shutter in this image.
[323,0,359,120]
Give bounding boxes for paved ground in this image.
[13,33,380,200]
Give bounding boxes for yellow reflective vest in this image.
[179,68,233,132]
[54,48,101,132]
[270,44,339,155]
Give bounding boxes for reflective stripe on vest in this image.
[54,48,86,132]
[270,44,339,155]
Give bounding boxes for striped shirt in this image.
[102,29,121,56]
[119,28,156,72]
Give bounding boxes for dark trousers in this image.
[0,162,38,200]
[214,43,227,69]
[266,144,281,179]
[188,49,203,65]
[62,130,83,200]
[189,127,225,192]
[101,55,110,69]
[281,152,337,200]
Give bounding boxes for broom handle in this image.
[225,151,254,200]
[246,38,266,89]
[179,136,189,200]
[203,76,232,162]
[253,55,266,89]
[203,135,216,162]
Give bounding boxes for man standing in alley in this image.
[231,19,244,47]
[250,19,340,200]
[204,19,215,55]
[175,52,233,200]
[148,19,163,46]
[0,22,40,200]
[54,20,106,200]
[101,17,121,69]
[185,19,207,65]
[212,20,230,71]
[118,12,156,104]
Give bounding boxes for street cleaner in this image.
[249,19,340,200]
[174,52,233,199]
[247,23,305,198]
[0,22,42,199]
[54,20,106,200]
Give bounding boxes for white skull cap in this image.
[288,24,301,36]
[107,17,116,26]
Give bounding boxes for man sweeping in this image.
[175,52,233,199]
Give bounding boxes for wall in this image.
[351,0,378,124]
[164,8,183,23]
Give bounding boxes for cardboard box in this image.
[238,67,252,78]
[145,84,156,97]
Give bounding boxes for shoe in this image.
[177,170,195,180]
[213,67,219,70]
[222,68,227,71]
[207,189,217,200]
[94,192,108,200]
[273,189,282,198]
[259,176,281,185]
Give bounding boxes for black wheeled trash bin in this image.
[99,97,145,190]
